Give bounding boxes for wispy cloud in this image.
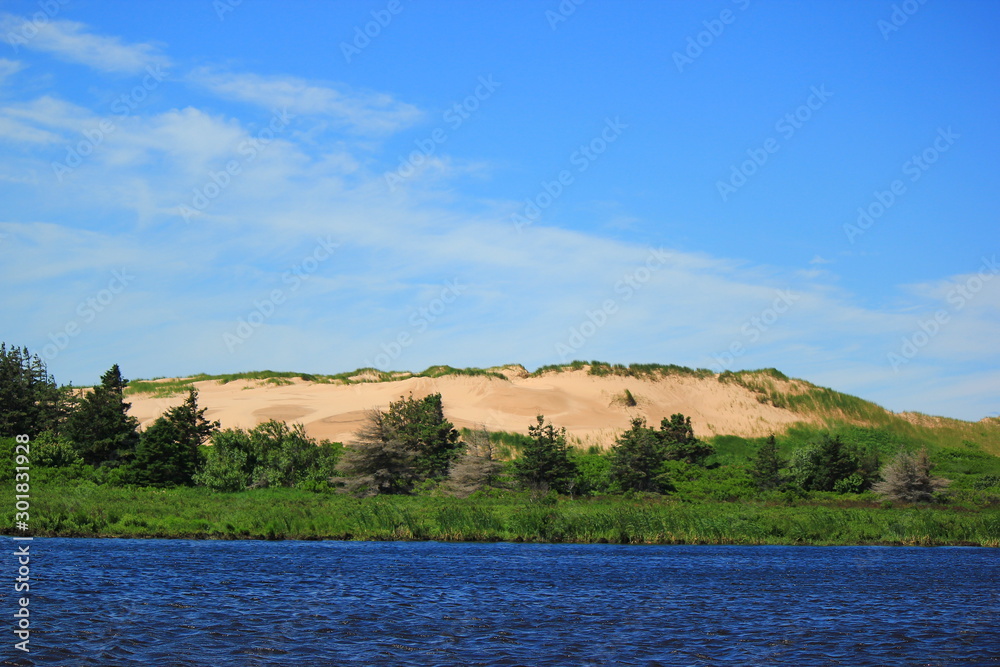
[0,57,24,83]
[188,68,422,135]
[0,15,170,74]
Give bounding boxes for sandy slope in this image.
[127,369,815,448]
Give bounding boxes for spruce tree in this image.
[67,364,140,466]
[337,409,417,496]
[659,413,714,464]
[382,393,460,480]
[337,393,460,495]
[130,388,218,486]
[749,434,785,491]
[0,343,66,438]
[610,417,668,493]
[513,415,578,494]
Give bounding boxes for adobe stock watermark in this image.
[887,255,997,372]
[555,248,670,359]
[717,85,832,202]
[365,279,467,369]
[708,289,799,372]
[673,0,751,73]
[42,269,134,361]
[340,0,404,64]
[214,0,244,21]
[878,0,929,40]
[545,0,586,30]
[179,107,293,223]
[223,236,339,353]
[384,75,501,192]
[843,127,958,244]
[512,116,627,232]
[4,0,71,53]
[52,65,168,182]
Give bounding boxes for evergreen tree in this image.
[337,409,417,496]
[130,388,218,486]
[382,393,460,479]
[659,413,714,464]
[789,435,861,492]
[513,415,578,494]
[66,364,139,466]
[0,343,66,438]
[748,434,785,491]
[609,413,713,493]
[610,417,668,493]
[336,393,460,495]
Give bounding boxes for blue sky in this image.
[1,0,997,420]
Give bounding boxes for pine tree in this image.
[610,417,668,493]
[382,393,460,480]
[659,413,714,464]
[130,388,218,486]
[0,343,66,438]
[809,435,860,492]
[336,393,460,496]
[337,409,417,496]
[66,364,140,466]
[748,434,785,491]
[513,415,578,494]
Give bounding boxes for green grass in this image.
[126,366,512,397]
[126,371,326,396]
[6,483,997,546]
[532,361,715,379]
[717,369,1000,455]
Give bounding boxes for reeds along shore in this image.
[8,485,998,547]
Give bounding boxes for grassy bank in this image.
[6,484,998,546]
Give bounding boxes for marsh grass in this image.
[8,483,997,546]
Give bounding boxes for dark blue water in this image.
[6,538,998,665]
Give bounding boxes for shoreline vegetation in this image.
[4,486,998,547]
[2,345,998,547]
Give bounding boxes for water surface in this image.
[13,539,1000,665]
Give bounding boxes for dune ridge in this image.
[127,365,832,447]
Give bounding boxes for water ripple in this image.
[17,539,1000,665]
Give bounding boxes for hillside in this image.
[125,363,1000,454]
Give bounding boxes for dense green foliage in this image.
[748,435,784,491]
[130,389,218,487]
[336,393,460,496]
[0,344,72,438]
[3,344,1000,545]
[512,416,578,494]
[195,421,341,492]
[66,364,140,466]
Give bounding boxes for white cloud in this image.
[0,15,170,74]
[0,58,24,84]
[188,68,422,135]
[0,115,61,143]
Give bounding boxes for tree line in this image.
[1,343,949,502]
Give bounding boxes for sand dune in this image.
[127,368,818,447]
